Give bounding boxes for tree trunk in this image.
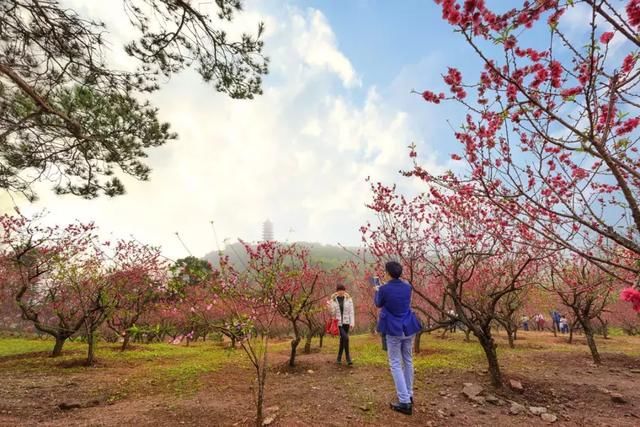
[51,336,66,357]
[582,320,601,365]
[289,336,301,367]
[254,338,269,427]
[414,330,423,353]
[319,333,324,348]
[506,329,515,349]
[86,331,96,366]
[478,335,502,387]
[599,318,609,339]
[303,334,312,354]
[463,328,471,342]
[568,325,574,344]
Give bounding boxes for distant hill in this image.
[202,241,366,270]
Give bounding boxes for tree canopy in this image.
[0,0,268,200]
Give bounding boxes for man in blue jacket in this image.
[374,261,422,416]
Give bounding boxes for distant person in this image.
[447,308,457,332]
[551,310,561,333]
[374,261,422,416]
[327,284,355,365]
[537,313,546,331]
[559,315,568,334]
[521,315,529,331]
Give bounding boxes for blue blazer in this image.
[374,279,422,336]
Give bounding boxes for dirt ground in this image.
[1,332,639,426]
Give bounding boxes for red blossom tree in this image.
[0,214,105,358]
[544,254,618,364]
[363,182,541,387]
[106,240,168,351]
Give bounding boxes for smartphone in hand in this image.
[368,276,381,287]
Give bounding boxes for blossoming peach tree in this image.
[362,182,541,387]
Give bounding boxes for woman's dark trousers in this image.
[337,325,351,362]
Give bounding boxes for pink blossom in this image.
[621,287,640,312]
[599,32,614,44]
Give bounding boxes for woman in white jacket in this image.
[327,284,355,365]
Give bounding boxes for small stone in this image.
[485,395,499,405]
[265,406,280,414]
[462,383,484,399]
[439,390,448,396]
[307,369,314,374]
[359,405,370,412]
[471,396,486,405]
[630,369,640,374]
[529,406,547,415]
[509,402,526,415]
[509,379,524,393]
[611,393,627,404]
[262,415,276,426]
[541,413,557,423]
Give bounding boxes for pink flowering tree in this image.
[363,182,540,387]
[0,214,104,357]
[417,0,640,309]
[238,241,323,367]
[300,266,342,352]
[213,244,283,427]
[544,254,618,364]
[106,240,168,351]
[51,246,112,365]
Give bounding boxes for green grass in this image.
[0,337,242,397]
[0,337,69,357]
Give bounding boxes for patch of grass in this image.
[0,337,71,358]
[138,343,242,396]
[0,337,243,397]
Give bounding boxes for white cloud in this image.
[9,1,444,260]
[291,9,361,88]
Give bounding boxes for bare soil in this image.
[1,333,639,426]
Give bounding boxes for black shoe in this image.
[336,359,342,365]
[347,360,353,366]
[390,402,412,415]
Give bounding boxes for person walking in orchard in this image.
[328,284,355,365]
[374,261,422,416]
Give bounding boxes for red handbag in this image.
[325,318,339,336]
